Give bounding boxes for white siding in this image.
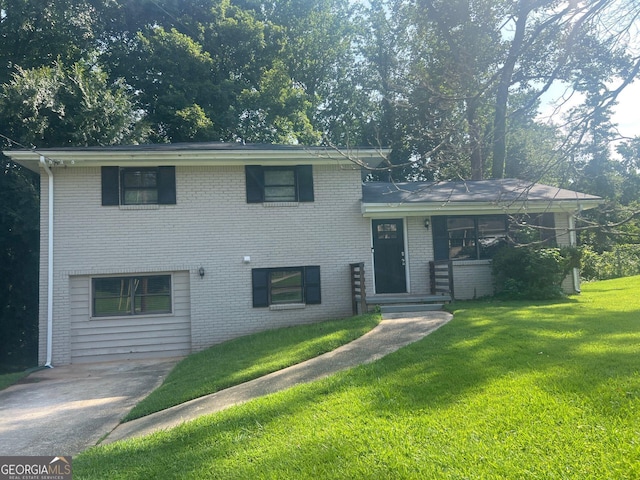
[69,272,191,363]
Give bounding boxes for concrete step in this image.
[366,293,451,315]
[379,303,445,314]
[369,294,451,305]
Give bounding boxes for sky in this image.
[612,80,640,140]
[539,79,640,148]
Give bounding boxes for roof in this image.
[361,180,602,216]
[2,142,388,172]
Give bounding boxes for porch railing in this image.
[350,262,367,315]
[429,260,454,300]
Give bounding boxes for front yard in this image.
[76,276,640,479]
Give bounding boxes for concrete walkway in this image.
[103,312,452,445]
[0,358,178,456]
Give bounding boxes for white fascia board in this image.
[4,147,387,171]
[361,199,602,217]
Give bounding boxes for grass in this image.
[0,371,29,390]
[76,277,640,479]
[123,313,381,421]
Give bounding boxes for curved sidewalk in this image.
[103,312,452,445]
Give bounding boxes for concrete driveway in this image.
[0,358,178,456]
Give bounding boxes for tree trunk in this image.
[467,98,484,180]
[492,4,529,179]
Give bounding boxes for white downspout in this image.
[569,214,580,294]
[40,155,54,368]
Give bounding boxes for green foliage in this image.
[124,313,381,421]
[0,161,39,370]
[100,0,349,144]
[0,370,29,389]
[0,61,144,147]
[581,244,640,281]
[492,246,580,300]
[0,0,107,85]
[110,26,219,142]
[238,60,321,144]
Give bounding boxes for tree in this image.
[0,29,146,369]
[355,0,640,182]
[0,0,110,85]
[0,60,144,147]
[99,0,356,144]
[0,159,39,369]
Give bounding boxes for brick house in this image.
[5,143,601,365]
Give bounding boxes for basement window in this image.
[251,266,321,307]
[92,275,172,317]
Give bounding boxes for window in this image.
[101,166,176,206]
[433,215,508,260]
[376,222,398,239]
[252,266,321,307]
[511,213,557,246]
[92,275,172,317]
[245,165,314,203]
[121,168,158,205]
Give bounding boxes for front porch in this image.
[350,261,453,315]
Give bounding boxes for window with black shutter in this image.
[245,165,314,203]
[251,266,321,307]
[101,166,176,206]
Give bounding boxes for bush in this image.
[581,244,640,281]
[492,246,579,300]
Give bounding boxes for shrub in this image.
[581,244,640,281]
[492,246,579,300]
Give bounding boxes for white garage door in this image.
[70,271,191,363]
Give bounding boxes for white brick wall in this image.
[406,216,433,294]
[39,164,373,365]
[452,260,494,299]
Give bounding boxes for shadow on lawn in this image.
[360,297,639,417]
[76,295,639,478]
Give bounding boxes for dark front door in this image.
[372,219,407,293]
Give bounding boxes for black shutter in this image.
[252,269,269,307]
[432,216,449,261]
[101,166,120,206]
[245,166,264,203]
[296,165,314,202]
[304,266,321,304]
[157,166,177,204]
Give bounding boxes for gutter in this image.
[6,147,388,168]
[39,155,54,368]
[361,200,603,217]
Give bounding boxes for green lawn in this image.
[124,313,381,421]
[0,371,29,391]
[76,277,640,479]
